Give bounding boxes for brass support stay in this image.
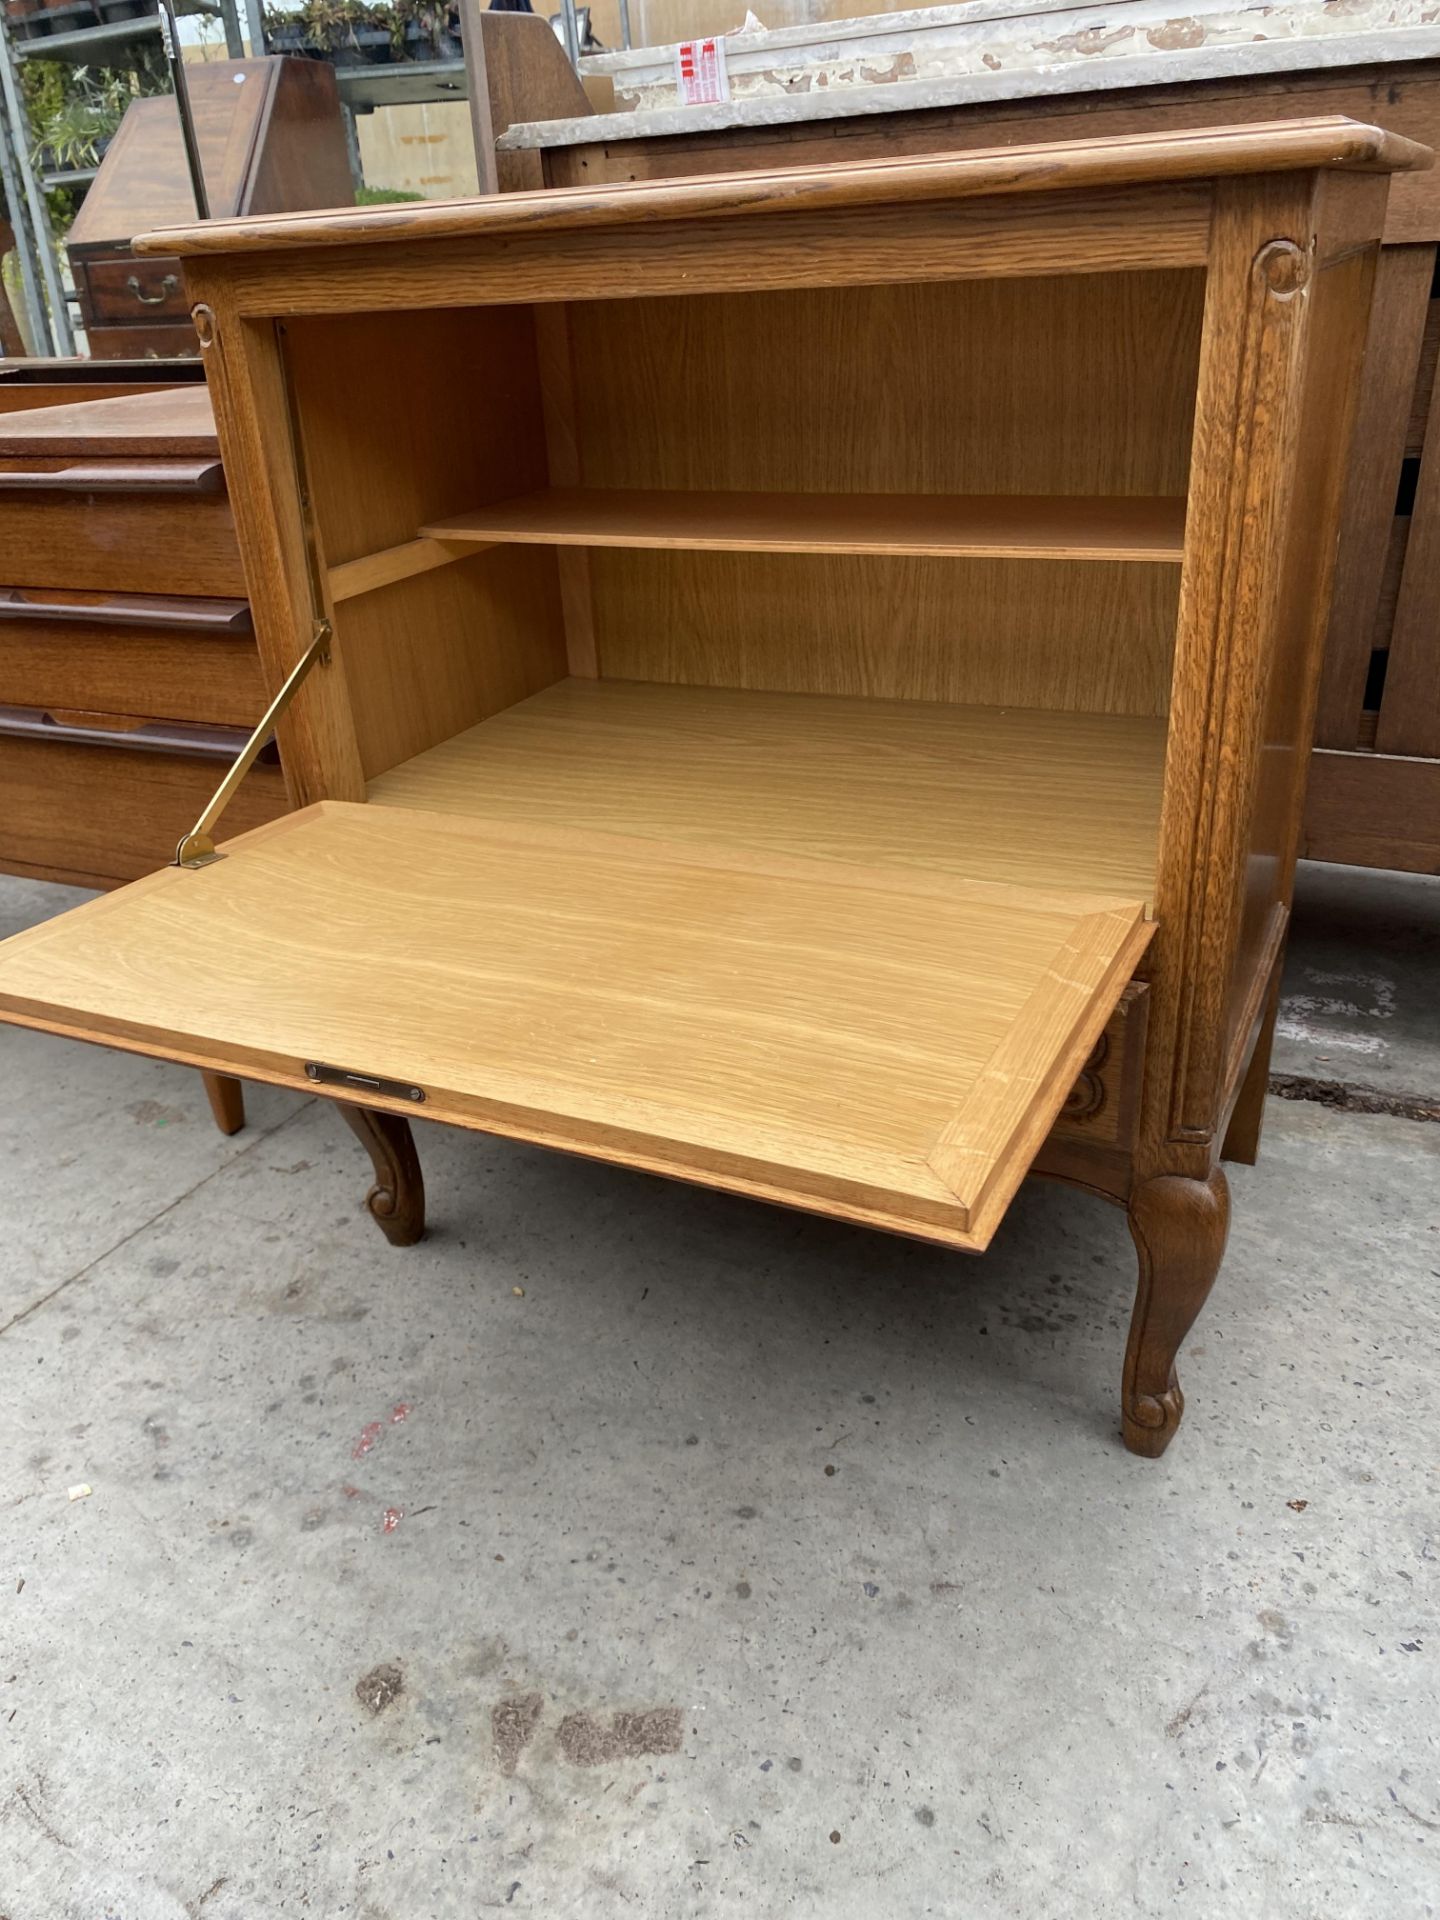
[175,620,330,867]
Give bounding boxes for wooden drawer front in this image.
[0,726,286,888]
[82,257,189,325]
[0,595,262,728]
[0,483,243,597]
[1048,981,1149,1149]
[85,323,202,363]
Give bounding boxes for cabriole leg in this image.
[1122,1166,1230,1458]
[337,1103,425,1247]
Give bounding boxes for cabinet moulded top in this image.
[135,115,1430,265]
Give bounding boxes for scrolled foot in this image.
[337,1103,425,1247]
[1122,1166,1230,1457]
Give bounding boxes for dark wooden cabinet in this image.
[0,386,286,890]
[67,59,354,361]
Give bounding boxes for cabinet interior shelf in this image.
[419,487,1188,563]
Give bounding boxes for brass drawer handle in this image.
[125,272,181,306]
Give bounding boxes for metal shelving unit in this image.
[0,0,256,355]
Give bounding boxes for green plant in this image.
[262,0,459,55]
[263,0,396,50]
[356,185,424,203]
[22,55,172,230]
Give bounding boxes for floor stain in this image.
[126,1100,189,1128]
[556,1706,683,1766]
[492,1692,543,1776]
[355,1664,404,1716]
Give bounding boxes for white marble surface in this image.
[500,22,1440,149]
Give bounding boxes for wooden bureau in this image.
[0,121,1422,1453]
[0,385,287,1132]
[67,60,353,363]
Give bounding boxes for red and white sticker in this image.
[676,36,730,106]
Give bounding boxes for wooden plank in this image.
[532,305,599,677]
[1302,746,1440,873]
[137,116,1427,259]
[207,189,1216,325]
[0,609,265,722]
[1315,245,1435,749]
[593,552,1179,719]
[0,385,217,458]
[0,490,243,598]
[552,68,1440,245]
[928,910,1154,1243]
[366,678,1167,908]
[0,799,1149,1251]
[1406,288,1440,454]
[423,487,1188,562]
[463,8,591,197]
[0,461,223,494]
[1376,393,1440,757]
[327,537,469,604]
[0,733,285,885]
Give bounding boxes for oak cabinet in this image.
[0,119,1422,1452]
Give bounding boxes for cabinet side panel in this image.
[283,306,568,777]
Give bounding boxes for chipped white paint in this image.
[1274,1016,1388,1054]
[505,5,1440,148]
[581,0,1440,109]
[1277,967,1399,1060]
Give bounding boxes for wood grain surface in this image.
[367,678,1166,906]
[137,116,1427,258]
[0,800,1149,1250]
[423,488,1187,563]
[0,386,217,459]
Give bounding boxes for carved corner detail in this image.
[1061,1033,1109,1124]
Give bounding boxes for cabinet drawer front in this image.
[85,323,202,362]
[0,595,262,727]
[1049,981,1149,1149]
[0,730,286,888]
[83,258,189,324]
[0,489,243,597]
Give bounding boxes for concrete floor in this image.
[1274,862,1440,1107]
[1,867,1437,1918]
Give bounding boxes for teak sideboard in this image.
[0,120,1424,1454]
[0,383,287,1139]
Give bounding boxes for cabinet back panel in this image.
[573,272,1201,717]
[592,552,1180,717]
[570,274,1203,495]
